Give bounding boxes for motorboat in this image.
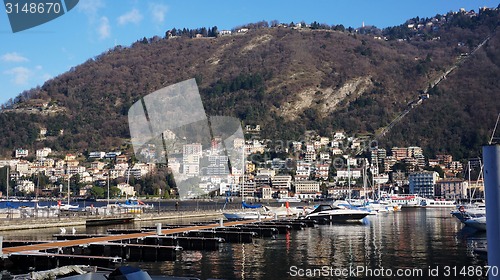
[421,199,456,208]
[304,204,370,222]
[113,198,154,213]
[276,196,302,203]
[451,205,486,223]
[351,198,401,212]
[378,200,402,211]
[381,194,424,208]
[263,204,304,218]
[223,201,274,220]
[360,201,392,213]
[464,216,487,231]
[223,210,273,220]
[59,204,81,211]
[334,200,377,215]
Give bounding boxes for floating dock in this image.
[1,218,315,272]
[86,216,135,226]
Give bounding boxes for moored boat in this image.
[276,196,302,203]
[464,216,487,231]
[382,194,424,208]
[304,204,370,222]
[113,198,154,213]
[223,201,273,220]
[451,205,486,223]
[58,203,81,211]
[421,199,456,208]
[263,203,304,218]
[223,210,273,220]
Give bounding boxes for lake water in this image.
[2,208,489,279]
[136,208,488,279]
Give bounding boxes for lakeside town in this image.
[1,3,499,278]
[0,124,483,203]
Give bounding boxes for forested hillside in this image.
[1,7,499,159]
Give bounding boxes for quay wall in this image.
[0,209,243,231]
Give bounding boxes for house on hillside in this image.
[219,30,232,36]
[15,148,29,158]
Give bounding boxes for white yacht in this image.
[381,194,424,208]
[223,210,273,220]
[422,199,456,208]
[276,196,302,203]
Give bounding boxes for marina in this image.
[0,204,489,279]
[0,1,498,279]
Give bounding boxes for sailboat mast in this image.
[478,159,484,203]
[107,169,110,204]
[377,177,381,201]
[242,147,245,206]
[6,165,9,200]
[67,172,70,205]
[468,161,472,204]
[348,156,351,202]
[363,162,366,204]
[371,166,376,200]
[36,171,39,202]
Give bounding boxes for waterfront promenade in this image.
[0,208,245,231]
[0,198,253,231]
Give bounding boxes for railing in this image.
[0,201,245,221]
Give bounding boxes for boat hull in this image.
[306,212,369,222]
[422,199,456,208]
[464,217,487,231]
[276,197,302,203]
[223,212,271,220]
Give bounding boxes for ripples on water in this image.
[2,208,488,279]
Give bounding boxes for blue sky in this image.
[0,0,499,105]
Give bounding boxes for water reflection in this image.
[2,209,488,279]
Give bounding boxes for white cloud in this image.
[41,73,52,81]
[117,9,143,26]
[4,67,31,85]
[77,0,105,19]
[97,16,111,39]
[150,4,168,24]
[1,52,29,63]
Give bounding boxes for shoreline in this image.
[0,209,238,231]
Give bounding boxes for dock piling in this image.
[483,145,500,280]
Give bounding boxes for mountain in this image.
[1,8,499,159]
